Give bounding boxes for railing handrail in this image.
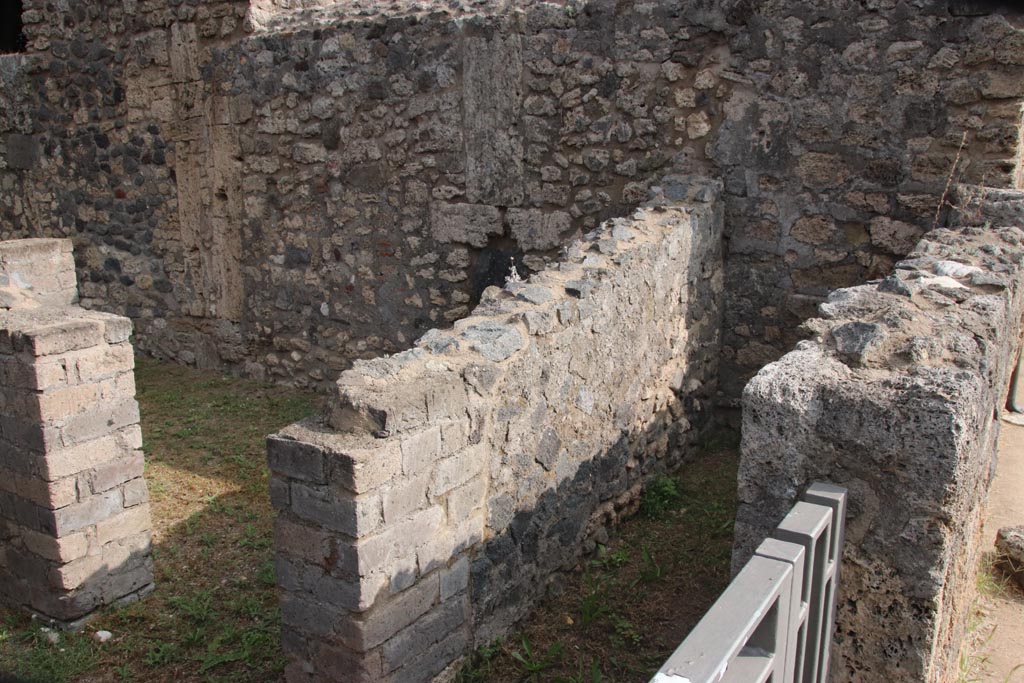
[649,483,848,683]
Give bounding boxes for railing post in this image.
[648,483,846,683]
[755,537,806,683]
[802,483,847,683]
[651,553,795,683]
[774,501,832,683]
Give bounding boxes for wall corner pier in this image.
[735,189,1024,683]
[0,238,154,628]
[267,180,725,683]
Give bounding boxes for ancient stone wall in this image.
[197,1,727,384]
[713,2,1024,396]
[265,180,723,682]
[0,238,153,627]
[2,1,1021,391]
[734,189,1024,682]
[0,0,252,373]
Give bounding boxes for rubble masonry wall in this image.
[1,1,1022,391]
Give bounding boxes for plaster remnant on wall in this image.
[463,24,524,207]
[430,203,502,247]
[506,208,572,251]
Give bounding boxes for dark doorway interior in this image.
[0,0,26,54]
[470,236,527,308]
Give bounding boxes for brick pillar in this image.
[267,373,481,683]
[0,238,154,627]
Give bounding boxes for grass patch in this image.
[0,620,100,683]
[977,550,1020,600]
[958,550,1024,683]
[456,437,740,683]
[0,355,739,683]
[0,356,317,683]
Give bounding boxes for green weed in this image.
[168,590,215,624]
[231,595,270,620]
[114,663,136,682]
[238,524,271,550]
[256,560,277,587]
[611,616,642,649]
[456,639,505,683]
[510,636,564,681]
[182,626,207,648]
[638,547,662,584]
[578,576,612,629]
[555,657,604,683]
[144,641,180,668]
[594,546,629,571]
[977,551,1015,598]
[641,475,682,518]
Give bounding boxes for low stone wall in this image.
[0,238,153,626]
[735,191,1024,682]
[266,178,724,682]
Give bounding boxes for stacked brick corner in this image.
[0,237,154,626]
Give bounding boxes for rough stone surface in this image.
[0,238,153,625]
[460,322,524,362]
[995,525,1024,590]
[0,239,77,310]
[736,223,1024,683]
[506,210,572,252]
[3,1,1024,675]
[463,26,524,207]
[953,186,1024,228]
[1,1,1020,391]
[267,183,724,682]
[430,204,503,248]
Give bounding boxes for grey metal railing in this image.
[650,483,847,683]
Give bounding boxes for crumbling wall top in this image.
[735,188,1024,682]
[247,0,573,32]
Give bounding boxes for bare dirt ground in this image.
[964,415,1024,683]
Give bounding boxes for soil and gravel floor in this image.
[6,354,1017,683]
[963,415,1024,683]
